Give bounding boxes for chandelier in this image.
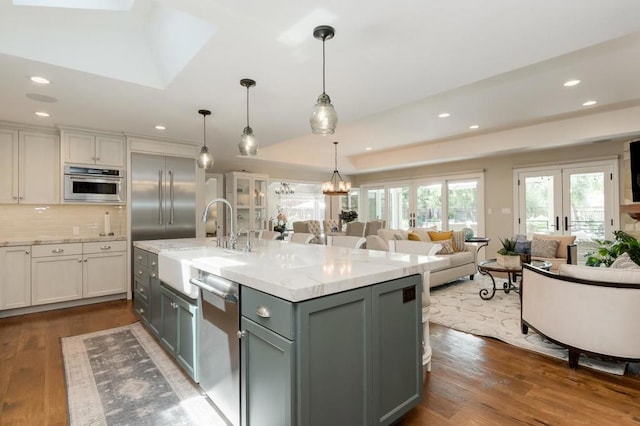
[275,182,295,196]
[322,141,350,196]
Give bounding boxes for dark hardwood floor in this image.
[1,301,639,425]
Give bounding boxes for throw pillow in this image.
[407,232,422,241]
[436,239,454,255]
[452,230,466,253]
[428,230,453,242]
[531,238,559,258]
[394,232,409,240]
[610,252,640,269]
[532,233,576,258]
[409,228,433,241]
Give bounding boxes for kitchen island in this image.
[133,238,447,426]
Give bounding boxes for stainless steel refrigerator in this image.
[131,152,196,242]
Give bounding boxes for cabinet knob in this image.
[52,248,64,254]
[256,306,271,318]
[84,259,88,262]
[13,196,18,200]
[151,272,156,278]
[138,270,143,276]
[137,256,143,261]
[78,259,82,263]
[138,308,144,315]
[100,245,111,250]
[237,330,246,339]
[25,250,30,255]
[151,261,156,266]
[139,287,144,293]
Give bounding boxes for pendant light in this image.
[197,109,213,169]
[322,141,350,195]
[310,25,338,135]
[239,78,258,156]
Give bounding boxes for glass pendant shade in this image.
[197,145,213,169]
[310,25,338,135]
[310,93,338,135]
[238,126,258,156]
[197,109,213,169]
[239,78,258,156]
[322,141,350,196]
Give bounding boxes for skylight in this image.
[13,0,134,11]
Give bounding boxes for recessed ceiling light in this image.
[563,79,581,87]
[30,76,50,84]
[155,125,166,130]
[469,124,479,129]
[365,147,372,151]
[438,113,451,118]
[582,100,597,106]
[35,111,50,117]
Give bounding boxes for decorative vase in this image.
[497,254,521,268]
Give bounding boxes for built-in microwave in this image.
[63,165,124,203]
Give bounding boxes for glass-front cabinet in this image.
[226,172,268,235]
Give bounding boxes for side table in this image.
[477,259,552,300]
[465,236,490,254]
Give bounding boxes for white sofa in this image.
[522,263,640,368]
[366,228,478,288]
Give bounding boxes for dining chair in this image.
[364,220,386,236]
[326,235,366,249]
[289,232,314,244]
[345,221,365,237]
[258,230,280,240]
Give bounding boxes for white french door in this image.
[515,160,619,264]
[362,172,484,235]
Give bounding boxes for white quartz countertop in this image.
[0,235,127,247]
[134,238,449,302]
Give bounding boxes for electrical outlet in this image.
[73,226,80,235]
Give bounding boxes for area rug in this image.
[429,275,628,375]
[61,322,226,426]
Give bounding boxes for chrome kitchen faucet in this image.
[202,198,237,250]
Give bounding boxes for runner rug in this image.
[61,322,225,426]
[430,276,629,375]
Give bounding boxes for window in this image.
[267,181,325,230]
[362,172,484,235]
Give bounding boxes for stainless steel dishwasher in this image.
[190,271,239,426]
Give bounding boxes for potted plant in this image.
[585,230,640,267]
[497,237,521,268]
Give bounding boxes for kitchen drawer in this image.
[31,243,82,258]
[134,275,150,303]
[242,287,294,339]
[148,253,158,272]
[134,296,149,322]
[134,248,148,266]
[134,264,149,281]
[83,240,126,254]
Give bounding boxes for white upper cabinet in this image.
[0,128,60,204]
[62,130,125,167]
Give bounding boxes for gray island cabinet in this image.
[135,238,447,426]
[240,274,422,426]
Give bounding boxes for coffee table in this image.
[477,259,552,300]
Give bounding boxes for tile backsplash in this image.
[0,205,126,239]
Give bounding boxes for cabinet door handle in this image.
[52,248,64,253]
[256,306,271,318]
[100,245,111,250]
[237,330,246,339]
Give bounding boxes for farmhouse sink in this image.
[158,246,246,299]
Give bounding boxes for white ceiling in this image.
[2,0,640,175]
